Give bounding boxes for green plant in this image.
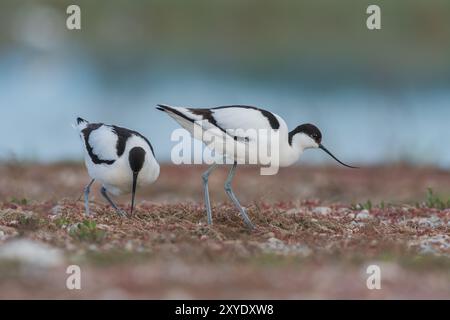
[350,200,373,211]
[69,220,106,243]
[54,217,71,228]
[10,197,28,205]
[425,188,450,210]
[17,214,42,230]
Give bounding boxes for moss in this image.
[425,188,450,210]
[69,219,106,243]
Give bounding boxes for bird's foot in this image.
[115,209,129,218]
[237,206,255,230]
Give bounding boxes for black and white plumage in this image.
[157,104,356,229]
[75,117,159,217]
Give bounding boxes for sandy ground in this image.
[0,163,449,299]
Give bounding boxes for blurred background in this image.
[1,1,450,300]
[0,0,449,167]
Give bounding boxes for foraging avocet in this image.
[157,104,357,229]
[75,118,159,217]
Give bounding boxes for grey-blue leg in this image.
[224,163,255,229]
[84,179,95,216]
[100,186,128,218]
[202,164,218,225]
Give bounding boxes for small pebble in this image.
[50,205,63,216]
[356,210,371,220]
[265,232,275,238]
[418,216,442,229]
[313,207,332,216]
[285,208,301,215]
[125,241,134,251]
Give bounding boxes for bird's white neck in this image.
[279,143,301,167]
[279,132,317,167]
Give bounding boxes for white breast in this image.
[88,126,119,161]
[83,130,159,196]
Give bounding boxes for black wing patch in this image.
[158,104,280,131]
[112,126,155,157]
[190,108,250,142]
[158,105,232,137]
[190,108,225,132]
[82,123,116,165]
[81,124,155,165]
[211,105,280,130]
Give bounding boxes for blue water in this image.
[1,50,450,167]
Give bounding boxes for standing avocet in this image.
[157,104,357,229]
[75,117,159,217]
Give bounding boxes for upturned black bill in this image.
[319,144,359,169]
[131,172,138,215]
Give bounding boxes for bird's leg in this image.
[202,164,218,225]
[83,179,95,216]
[100,186,128,218]
[224,163,255,229]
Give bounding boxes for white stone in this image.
[356,210,371,220]
[0,239,63,267]
[50,205,63,216]
[313,207,332,216]
[285,208,301,215]
[260,237,311,256]
[418,216,442,229]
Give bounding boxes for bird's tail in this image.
[74,117,89,131]
[156,104,175,113]
[156,104,192,121]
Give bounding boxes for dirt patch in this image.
[0,163,449,298]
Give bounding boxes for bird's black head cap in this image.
[289,123,322,145]
[129,147,146,173]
